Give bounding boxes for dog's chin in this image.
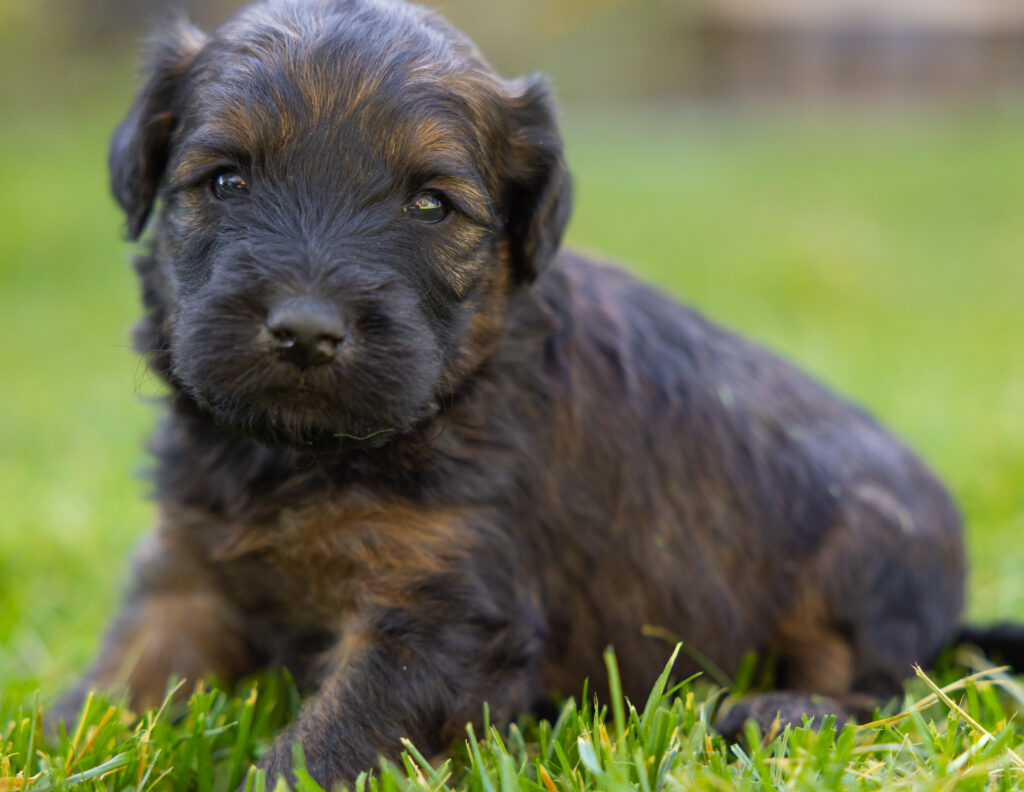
[191,386,427,451]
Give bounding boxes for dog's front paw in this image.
[254,735,303,791]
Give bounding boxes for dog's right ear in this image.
[110,20,205,240]
[501,74,572,283]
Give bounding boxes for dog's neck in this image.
[150,389,457,522]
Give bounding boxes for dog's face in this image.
[112,0,570,447]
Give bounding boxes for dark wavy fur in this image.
[57,0,1019,788]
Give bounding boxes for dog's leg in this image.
[257,609,542,789]
[52,583,255,727]
[715,626,880,740]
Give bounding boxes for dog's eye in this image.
[211,171,250,200]
[403,192,447,223]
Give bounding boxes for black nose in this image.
[266,297,348,368]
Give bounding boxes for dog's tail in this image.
[957,622,1024,670]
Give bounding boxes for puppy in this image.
[61,0,975,786]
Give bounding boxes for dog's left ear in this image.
[502,75,573,282]
[110,19,206,240]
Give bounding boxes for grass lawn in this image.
[1,72,1023,790]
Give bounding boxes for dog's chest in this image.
[184,491,474,626]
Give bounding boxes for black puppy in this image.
[59,0,1008,787]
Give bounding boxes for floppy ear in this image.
[502,75,573,282]
[110,19,205,240]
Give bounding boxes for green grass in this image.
[2,74,1023,790]
[6,648,1024,791]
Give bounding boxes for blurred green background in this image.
[0,0,1022,705]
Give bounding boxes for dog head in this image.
[112,0,570,447]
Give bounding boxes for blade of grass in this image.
[226,683,260,792]
[913,664,1024,771]
[602,647,626,742]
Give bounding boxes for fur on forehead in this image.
[178,0,514,157]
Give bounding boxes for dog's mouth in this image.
[189,380,408,449]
